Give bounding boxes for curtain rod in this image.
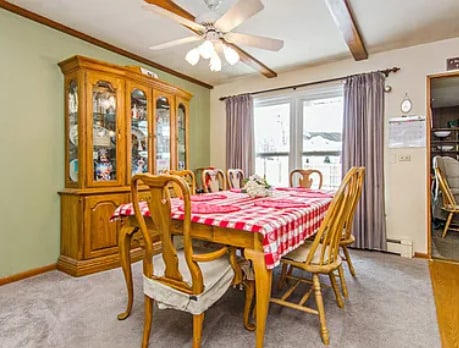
[219,67,400,101]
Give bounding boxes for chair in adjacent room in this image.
[435,166,459,238]
[168,169,196,196]
[339,166,365,278]
[202,168,227,193]
[272,167,359,345]
[432,155,459,230]
[227,169,245,190]
[289,169,323,189]
[131,174,241,348]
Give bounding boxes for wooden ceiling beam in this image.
[325,0,368,61]
[225,43,277,78]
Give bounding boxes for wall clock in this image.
[401,93,412,114]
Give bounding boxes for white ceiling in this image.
[7,0,459,86]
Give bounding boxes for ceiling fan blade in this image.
[222,41,277,78]
[149,36,202,50]
[215,0,264,33]
[141,4,205,33]
[224,32,283,51]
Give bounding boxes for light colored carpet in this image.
[0,250,440,348]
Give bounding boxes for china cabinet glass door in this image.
[154,93,172,174]
[177,103,187,170]
[67,79,79,184]
[130,88,149,176]
[88,75,123,186]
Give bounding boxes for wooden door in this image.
[175,97,190,170]
[125,81,153,183]
[153,89,175,174]
[85,72,125,188]
[83,193,127,258]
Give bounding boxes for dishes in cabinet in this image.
[69,124,78,146]
[69,159,78,182]
[93,125,111,147]
[131,126,146,141]
[437,145,455,151]
[433,131,451,138]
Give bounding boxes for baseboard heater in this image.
[386,238,413,258]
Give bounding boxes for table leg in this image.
[244,248,272,348]
[117,224,138,320]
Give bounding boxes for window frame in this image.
[253,83,344,186]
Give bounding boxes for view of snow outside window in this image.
[254,96,343,188]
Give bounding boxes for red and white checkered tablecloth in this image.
[111,189,332,270]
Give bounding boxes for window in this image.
[254,85,343,188]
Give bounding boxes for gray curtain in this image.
[342,72,387,250]
[225,94,255,175]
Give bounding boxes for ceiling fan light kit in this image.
[209,52,222,71]
[198,40,215,59]
[223,45,239,65]
[185,48,200,66]
[185,39,239,71]
[144,0,284,75]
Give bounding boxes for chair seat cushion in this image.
[143,250,234,315]
[282,241,341,265]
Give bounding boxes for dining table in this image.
[110,187,333,348]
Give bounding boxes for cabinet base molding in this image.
[57,243,162,277]
[0,263,57,286]
[57,249,143,277]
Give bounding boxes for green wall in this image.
[0,8,211,278]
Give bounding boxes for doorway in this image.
[427,71,459,261]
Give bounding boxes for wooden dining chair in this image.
[227,169,245,189]
[339,167,365,278]
[202,168,227,193]
[272,167,359,345]
[435,166,459,238]
[169,169,196,196]
[289,169,323,189]
[131,174,242,348]
[194,166,214,193]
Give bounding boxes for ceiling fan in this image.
[143,0,284,77]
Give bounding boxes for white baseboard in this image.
[387,239,413,258]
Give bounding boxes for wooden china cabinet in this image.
[58,56,191,276]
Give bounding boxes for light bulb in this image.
[209,52,222,72]
[223,45,239,65]
[199,40,214,59]
[185,48,200,66]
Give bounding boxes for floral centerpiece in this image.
[243,174,272,198]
